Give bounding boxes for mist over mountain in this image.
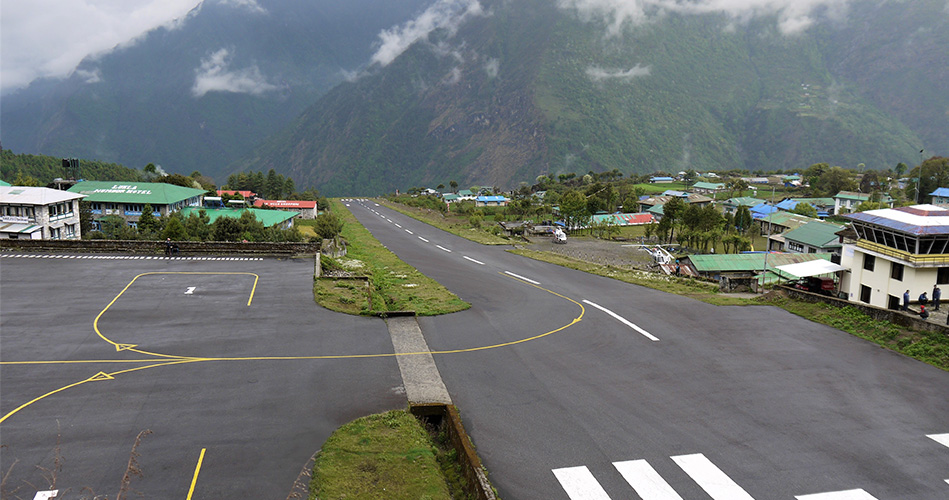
[232,0,948,196]
[0,0,432,179]
[3,0,946,197]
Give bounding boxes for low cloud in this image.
[444,67,463,85]
[74,67,103,84]
[370,0,486,67]
[556,0,853,36]
[586,64,651,82]
[191,48,278,97]
[484,57,500,78]
[217,0,267,14]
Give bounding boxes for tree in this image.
[211,216,244,241]
[162,216,188,240]
[905,157,949,204]
[734,206,753,235]
[12,171,41,186]
[449,180,458,193]
[790,202,818,218]
[137,204,161,236]
[314,212,344,240]
[158,173,197,188]
[726,179,749,198]
[895,162,907,178]
[559,190,590,232]
[814,166,856,196]
[78,201,94,237]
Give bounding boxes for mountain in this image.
[0,0,432,180]
[232,0,948,196]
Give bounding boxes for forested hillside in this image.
[0,149,143,185]
[232,0,944,196]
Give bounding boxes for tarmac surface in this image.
[0,255,404,499]
[2,199,949,499]
[346,199,949,500]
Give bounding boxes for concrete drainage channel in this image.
[385,311,498,500]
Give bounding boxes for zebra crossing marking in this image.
[671,453,755,500]
[613,459,683,500]
[552,466,612,500]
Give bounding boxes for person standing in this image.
[933,285,941,311]
[903,289,910,311]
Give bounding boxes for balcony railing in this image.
[857,240,949,267]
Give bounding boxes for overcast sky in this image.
[1,0,201,93]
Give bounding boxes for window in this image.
[860,285,872,304]
[891,262,904,281]
[863,254,876,272]
[939,267,949,285]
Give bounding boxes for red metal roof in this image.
[217,190,256,198]
[253,199,317,209]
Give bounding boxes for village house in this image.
[0,185,86,240]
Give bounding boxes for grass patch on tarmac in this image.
[315,199,469,316]
[310,410,452,500]
[376,199,511,245]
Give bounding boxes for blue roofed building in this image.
[750,203,779,219]
[930,188,949,205]
[475,195,509,207]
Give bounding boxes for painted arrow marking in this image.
[88,372,115,382]
[185,287,196,295]
[114,343,137,351]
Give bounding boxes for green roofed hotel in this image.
[68,181,205,229]
[179,207,298,229]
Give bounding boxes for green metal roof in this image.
[692,181,725,190]
[647,204,664,216]
[0,179,10,186]
[782,221,843,249]
[687,252,832,274]
[791,197,835,206]
[68,181,205,205]
[179,207,297,227]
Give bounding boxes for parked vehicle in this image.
[790,276,835,295]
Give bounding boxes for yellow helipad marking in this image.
[1,271,582,424]
[88,371,115,381]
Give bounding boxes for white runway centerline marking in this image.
[614,460,683,500]
[504,271,540,285]
[552,466,612,500]
[436,245,452,253]
[671,453,754,500]
[418,237,429,243]
[405,229,413,234]
[795,490,879,500]
[582,300,659,341]
[463,256,485,265]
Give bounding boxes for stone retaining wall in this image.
[777,285,949,335]
[0,238,319,256]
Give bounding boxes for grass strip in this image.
[511,245,949,370]
[376,199,512,245]
[316,199,470,316]
[508,247,752,306]
[310,410,452,500]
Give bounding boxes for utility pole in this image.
[917,149,925,204]
[761,185,776,292]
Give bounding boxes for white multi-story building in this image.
[840,204,949,309]
[0,186,86,240]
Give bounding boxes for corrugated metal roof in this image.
[69,181,204,205]
[692,182,724,190]
[930,188,949,197]
[845,204,949,235]
[724,197,764,207]
[782,221,844,248]
[751,204,778,218]
[761,211,816,228]
[179,207,297,227]
[687,252,832,273]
